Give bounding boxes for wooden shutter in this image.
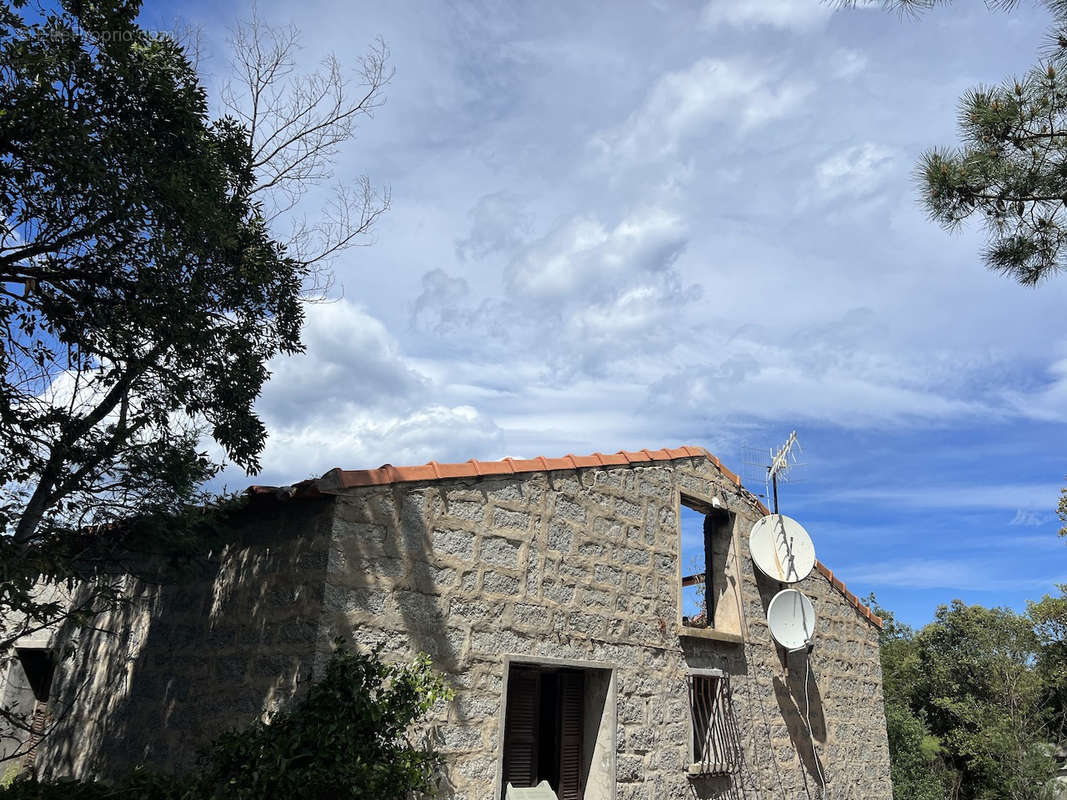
[502,668,540,789]
[557,670,585,800]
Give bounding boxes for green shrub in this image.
[1,642,452,800]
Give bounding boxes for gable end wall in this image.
[323,455,892,800]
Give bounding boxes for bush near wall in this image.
[1,642,452,800]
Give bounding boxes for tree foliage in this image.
[846,0,1067,283]
[0,642,452,799]
[884,701,948,800]
[0,1,300,527]
[1029,587,1067,746]
[0,0,388,650]
[915,602,1052,799]
[869,593,1067,800]
[0,0,303,658]
[920,62,1067,284]
[867,597,951,800]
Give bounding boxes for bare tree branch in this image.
[221,11,392,296]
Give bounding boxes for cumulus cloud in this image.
[701,0,834,31]
[258,300,426,424]
[507,209,688,301]
[815,142,897,199]
[493,209,704,378]
[250,405,504,484]
[592,58,813,164]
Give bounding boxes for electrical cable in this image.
[732,562,777,800]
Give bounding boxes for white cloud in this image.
[250,405,504,484]
[259,300,426,424]
[507,209,687,301]
[828,483,1063,511]
[593,58,813,164]
[455,191,532,261]
[192,2,1067,614]
[815,142,897,198]
[1009,509,1057,527]
[1003,357,1067,423]
[832,49,869,79]
[841,558,1067,592]
[646,311,994,429]
[702,0,834,31]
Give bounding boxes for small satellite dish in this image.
[749,514,815,583]
[767,589,816,652]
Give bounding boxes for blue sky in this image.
[144,0,1066,628]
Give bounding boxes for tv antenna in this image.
[743,430,802,513]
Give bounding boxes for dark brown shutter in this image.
[502,667,540,789]
[557,670,584,800]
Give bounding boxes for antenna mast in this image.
[767,430,800,514]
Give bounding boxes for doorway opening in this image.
[499,661,614,800]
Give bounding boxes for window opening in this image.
[687,669,743,777]
[14,648,55,770]
[680,500,734,630]
[16,649,55,702]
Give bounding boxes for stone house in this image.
[4,446,892,799]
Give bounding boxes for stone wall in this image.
[321,454,892,800]
[34,498,334,779]
[23,453,891,799]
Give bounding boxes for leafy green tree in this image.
[875,596,1061,800]
[866,595,949,800]
[1029,586,1067,746]
[0,642,453,800]
[884,702,948,800]
[0,0,297,669]
[915,601,1054,800]
[0,0,387,643]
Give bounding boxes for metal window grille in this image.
[687,669,743,777]
[22,703,47,768]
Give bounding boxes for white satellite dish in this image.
[749,514,815,583]
[767,588,816,652]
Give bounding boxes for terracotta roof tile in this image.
[257,444,881,629]
[319,445,709,490]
